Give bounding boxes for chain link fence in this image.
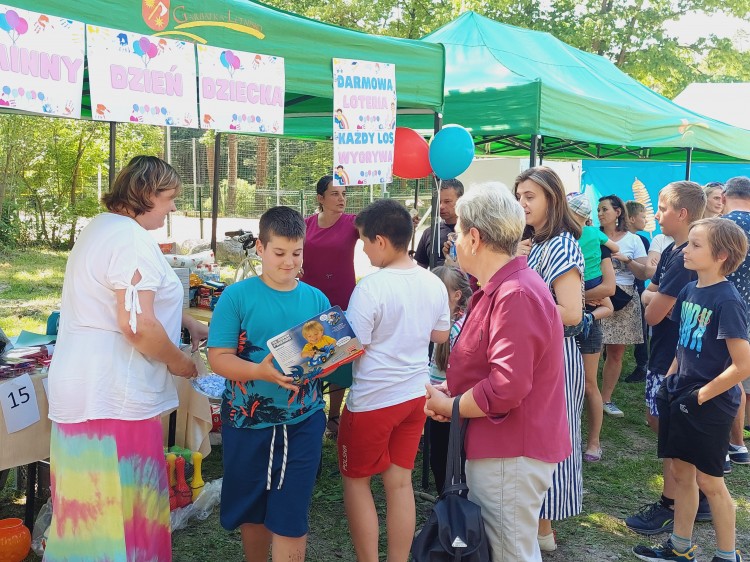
[167,134,434,222]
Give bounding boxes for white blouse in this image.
[48,213,181,423]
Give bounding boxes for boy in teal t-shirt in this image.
[568,193,619,289]
[208,206,330,562]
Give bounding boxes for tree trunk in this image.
[255,137,268,209]
[227,134,238,215]
[0,139,12,217]
[591,0,613,55]
[67,131,91,249]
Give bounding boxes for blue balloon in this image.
[219,51,228,68]
[133,42,144,56]
[37,92,44,100]
[0,15,10,32]
[429,125,474,179]
[132,103,138,111]
[161,107,167,115]
[2,86,9,95]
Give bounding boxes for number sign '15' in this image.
[0,373,40,433]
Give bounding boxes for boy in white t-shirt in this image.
[340,198,450,562]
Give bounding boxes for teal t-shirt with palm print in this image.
[207,276,330,429]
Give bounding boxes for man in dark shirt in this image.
[414,179,463,269]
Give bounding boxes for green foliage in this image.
[270,0,750,98]
[0,115,163,249]
[280,140,332,189]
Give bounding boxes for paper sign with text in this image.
[86,24,198,127]
[332,58,396,186]
[0,373,40,433]
[197,44,285,134]
[0,5,84,118]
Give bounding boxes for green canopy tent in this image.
[401,11,750,166]
[10,0,445,135]
[8,0,445,249]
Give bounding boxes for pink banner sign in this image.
[197,44,285,133]
[87,25,198,127]
[332,58,396,186]
[0,4,84,118]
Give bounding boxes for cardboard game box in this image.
[267,306,363,386]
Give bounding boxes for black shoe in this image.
[625,366,648,383]
[696,496,712,522]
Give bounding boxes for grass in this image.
[1,248,749,561]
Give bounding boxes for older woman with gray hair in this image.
[425,183,571,562]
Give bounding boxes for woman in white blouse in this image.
[45,156,207,562]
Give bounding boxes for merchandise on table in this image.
[191,373,226,399]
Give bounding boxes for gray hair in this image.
[455,182,525,256]
[724,176,750,200]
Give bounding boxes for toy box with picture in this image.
[267,306,363,385]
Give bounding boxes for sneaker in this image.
[625,502,674,535]
[728,443,750,464]
[710,550,743,562]
[537,531,557,552]
[626,366,648,383]
[603,401,625,417]
[633,539,697,561]
[724,455,733,475]
[696,496,712,522]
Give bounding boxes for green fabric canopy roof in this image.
[402,11,750,162]
[9,0,444,137]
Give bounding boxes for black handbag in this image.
[611,286,634,311]
[411,396,491,562]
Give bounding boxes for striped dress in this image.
[528,232,586,520]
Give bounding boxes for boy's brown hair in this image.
[690,217,749,276]
[102,155,181,216]
[625,200,646,217]
[659,181,706,224]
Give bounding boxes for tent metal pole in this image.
[421,111,442,492]
[529,134,538,167]
[211,132,222,255]
[428,112,442,270]
[538,135,544,165]
[685,148,693,180]
[108,122,116,188]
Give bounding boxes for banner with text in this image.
[332,58,396,186]
[87,25,198,127]
[0,5,84,118]
[197,44,285,134]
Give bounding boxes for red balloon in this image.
[392,127,432,179]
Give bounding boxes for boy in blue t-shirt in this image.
[633,217,750,562]
[207,206,330,562]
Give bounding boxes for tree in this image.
[0,114,163,249]
[269,0,750,97]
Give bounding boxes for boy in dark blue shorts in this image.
[208,207,330,562]
[633,217,750,562]
[626,181,707,535]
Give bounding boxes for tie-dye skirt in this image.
[44,416,172,562]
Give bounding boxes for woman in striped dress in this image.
[515,166,585,552]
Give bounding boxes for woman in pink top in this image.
[300,175,360,438]
[425,183,571,562]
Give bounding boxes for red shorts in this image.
[338,397,425,478]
